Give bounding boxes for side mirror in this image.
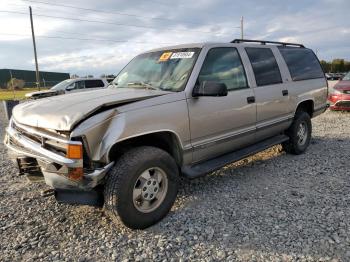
[192,81,228,97]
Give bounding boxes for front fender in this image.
[71,99,192,164]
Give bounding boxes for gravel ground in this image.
[0,107,349,262]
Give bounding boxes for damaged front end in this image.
[4,118,114,206]
[5,88,171,206]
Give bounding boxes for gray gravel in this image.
[1,106,349,261]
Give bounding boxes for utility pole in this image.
[240,16,244,39]
[29,6,40,90]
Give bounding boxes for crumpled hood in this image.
[13,88,169,131]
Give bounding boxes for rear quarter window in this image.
[245,47,282,87]
[278,47,324,81]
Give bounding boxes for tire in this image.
[104,146,179,229]
[282,111,312,155]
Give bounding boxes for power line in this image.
[0,32,177,45]
[138,0,175,6]
[0,9,220,35]
[52,30,169,41]
[20,0,207,27]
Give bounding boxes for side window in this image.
[75,81,85,89]
[245,47,282,86]
[278,47,324,81]
[198,47,248,91]
[66,82,75,90]
[85,80,105,88]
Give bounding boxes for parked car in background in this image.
[328,71,350,110]
[25,78,108,99]
[325,73,335,80]
[5,39,327,229]
[335,73,345,80]
[326,72,346,81]
[105,76,116,83]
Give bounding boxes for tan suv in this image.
[5,39,328,229]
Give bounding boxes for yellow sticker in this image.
[158,52,172,62]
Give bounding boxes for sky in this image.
[0,0,349,76]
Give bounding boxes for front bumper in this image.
[5,125,81,168]
[4,123,114,190]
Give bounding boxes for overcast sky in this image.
[0,0,349,76]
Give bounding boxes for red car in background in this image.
[328,71,350,110]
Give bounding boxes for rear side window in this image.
[278,47,324,81]
[198,47,248,91]
[245,47,282,86]
[85,80,105,88]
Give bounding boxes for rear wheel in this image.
[282,111,312,155]
[104,146,179,229]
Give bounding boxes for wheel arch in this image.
[107,131,184,166]
[295,99,314,118]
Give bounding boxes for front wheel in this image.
[282,111,312,155]
[104,146,179,229]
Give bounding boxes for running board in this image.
[182,135,289,179]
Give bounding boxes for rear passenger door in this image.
[187,47,256,163]
[244,47,292,141]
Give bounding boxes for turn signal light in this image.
[67,144,83,159]
[68,167,83,181]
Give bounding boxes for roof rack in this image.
[231,39,305,48]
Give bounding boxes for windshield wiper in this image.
[127,81,158,90]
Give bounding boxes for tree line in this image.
[320,59,350,73]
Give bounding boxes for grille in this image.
[8,135,30,153]
[12,121,67,155]
[13,121,43,144]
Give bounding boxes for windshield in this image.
[343,72,350,81]
[112,48,200,92]
[50,79,74,90]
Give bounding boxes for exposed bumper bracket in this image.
[55,188,104,207]
[84,162,115,188]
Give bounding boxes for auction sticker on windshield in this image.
[159,52,173,62]
[171,52,194,59]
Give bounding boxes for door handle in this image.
[282,90,289,96]
[247,96,255,104]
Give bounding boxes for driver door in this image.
[187,47,257,163]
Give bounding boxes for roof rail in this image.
[231,39,305,48]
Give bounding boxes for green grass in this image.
[0,88,48,100]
